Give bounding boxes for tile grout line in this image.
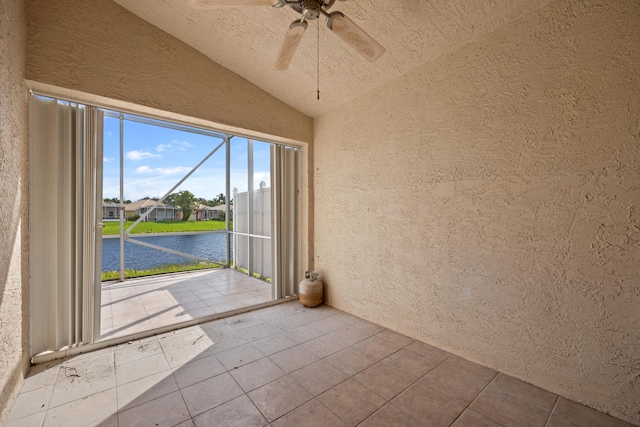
[354,341,444,426]
[446,370,502,427]
[544,395,560,427]
[248,309,365,425]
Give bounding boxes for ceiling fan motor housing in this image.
[290,0,336,20]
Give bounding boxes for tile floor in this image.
[101,269,272,340]
[4,301,635,427]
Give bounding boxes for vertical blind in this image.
[29,95,103,356]
[271,144,301,299]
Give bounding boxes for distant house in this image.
[102,201,119,220]
[125,199,181,221]
[195,203,232,221]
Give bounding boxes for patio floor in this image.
[4,301,634,427]
[100,269,272,340]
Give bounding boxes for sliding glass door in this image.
[29,92,302,356]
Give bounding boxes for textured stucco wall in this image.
[25,0,312,144]
[314,0,640,424]
[0,0,30,422]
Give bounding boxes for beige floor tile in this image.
[159,330,216,368]
[375,329,414,347]
[192,395,267,427]
[330,312,361,325]
[181,372,244,416]
[198,318,237,337]
[307,316,348,334]
[118,390,190,427]
[232,323,279,341]
[302,335,349,359]
[352,336,404,361]
[202,295,231,306]
[205,334,252,355]
[184,306,216,319]
[353,362,414,401]
[3,411,46,427]
[174,420,195,427]
[437,355,497,383]
[392,381,466,427]
[103,319,155,339]
[290,360,348,396]
[547,397,636,427]
[248,375,313,422]
[196,290,223,300]
[8,300,630,427]
[451,409,504,427]
[43,388,117,427]
[318,379,385,426]
[420,361,490,405]
[381,348,439,379]
[110,312,151,328]
[170,294,201,304]
[271,399,348,427]
[325,347,377,376]
[116,352,171,386]
[285,324,325,343]
[171,354,226,389]
[469,384,554,427]
[328,325,372,346]
[114,337,162,366]
[116,370,178,411]
[352,319,386,335]
[216,343,266,370]
[490,374,557,410]
[230,357,287,392]
[19,360,61,393]
[359,403,423,427]
[404,340,451,365]
[294,309,334,324]
[4,387,52,423]
[269,345,320,373]
[253,333,298,356]
[48,352,116,409]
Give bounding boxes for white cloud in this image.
[135,165,191,175]
[126,150,161,160]
[155,140,195,153]
[175,139,195,149]
[103,157,115,163]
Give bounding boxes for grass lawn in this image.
[102,219,231,235]
[102,262,223,281]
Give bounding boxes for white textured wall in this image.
[25,0,312,144]
[314,0,640,424]
[0,0,29,422]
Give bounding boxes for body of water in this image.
[102,232,230,272]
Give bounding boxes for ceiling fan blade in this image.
[273,21,308,71]
[187,0,274,10]
[326,12,385,63]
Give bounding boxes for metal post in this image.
[225,136,231,267]
[118,113,125,282]
[247,139,254,278]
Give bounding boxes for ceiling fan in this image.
[187,0,386,71]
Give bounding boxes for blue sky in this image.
[102,116,271,202]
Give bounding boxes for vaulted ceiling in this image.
[114,0,552,118]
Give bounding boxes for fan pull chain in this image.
[317,18,320,101]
